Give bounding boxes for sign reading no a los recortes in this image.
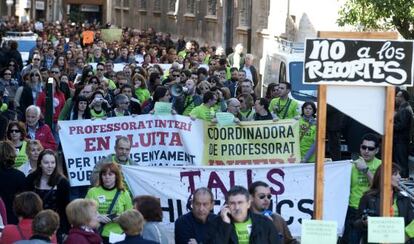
[304,39,414,86]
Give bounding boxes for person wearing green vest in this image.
[355,163,414,243]
[269,82,299,120]
[299,102,317,163]
[341,133,382,244]
[6,121,28,167]
[90,136,135,186]
[86,163,132,243]
[190,91,217,122]
[174,79,202,116]
[178,42,193,59]
[206,186,281,243]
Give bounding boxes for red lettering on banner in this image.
[169,132,183,146]
[267,168,285,195]
[180,171,201,193]
[84,136,110,151]
[208,172,228,195]
[208,159,289,165]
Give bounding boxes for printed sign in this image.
[204,119,300,165]
[304,38,414,86]
[59,115,204,186]
[301,220,338,244]
[368,217,405,243]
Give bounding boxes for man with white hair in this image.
[25,105,56,150]
[227,43,245,70]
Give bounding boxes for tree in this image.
[337,0,414,39]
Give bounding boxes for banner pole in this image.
[314,84,327,219]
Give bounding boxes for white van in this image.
[261,40,317,103]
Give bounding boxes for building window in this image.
[169,0,177,12]
[186,0,195,14]
[238,0,251,27]
[139,0,147,9]
[258,0,269,29]
[115,0,121,7]
[154,0,161,11]
[207,0,217,16]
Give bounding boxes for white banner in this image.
[122,161,352,237]
[58,115,204,186]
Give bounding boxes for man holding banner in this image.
[206,186,281,244]
[90,136,134,186]
[268,82,299,120]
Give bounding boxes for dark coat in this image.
[356,191,414,244]
[175,212,216,244]
[394,102,413,144]
[64,228,103,244]
[206,211,281,244]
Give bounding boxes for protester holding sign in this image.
[190,91,217,122]
[299,102,317,163]
[355,163,414,243]
[341,133,382,244]
[85,163,133,243]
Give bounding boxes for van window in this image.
[279,62,287,83]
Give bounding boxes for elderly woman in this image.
[6,121,28,168]
[0,141,26,224]
[65,199,102,244]
[116,210,158,244]
[0,191,57,244]
[85,163,132,243]
[134,196,169,244]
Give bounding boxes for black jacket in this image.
[356,191,414,244]
[206,211,281,244]
[394,102,413,144]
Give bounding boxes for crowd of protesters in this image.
[0,17,326,244]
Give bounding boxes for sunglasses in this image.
[33,58,40,61]
[30,73,40,77]
[4,73,11,75]
[51,71,60,74]
[97,68,104,71]
[361,145,376,151]
[10,129,20,133]
[259,194,272,200]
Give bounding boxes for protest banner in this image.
[101,28,122,43]
[59,115,204,186]
[122,161,352,237]
[304,38,413,86]
[204,119,300,165]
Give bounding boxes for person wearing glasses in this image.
[15,69,43,116]
[0,68,19,108]
[109,94,131,117]
[341,133,382,244]
[249,181,296,244]
[6,121,28,168]
[21,54,42,77]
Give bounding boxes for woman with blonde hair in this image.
[65,199,102,244]
[18,140,43,176]
[85,163,132,243]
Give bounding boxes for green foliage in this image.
[337,0,414,39]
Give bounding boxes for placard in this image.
[301,220,337,244]
[304,39,414,86]
[368,217,405,243]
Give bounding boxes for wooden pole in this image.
[314,84,327,219]
[380,86,395,216]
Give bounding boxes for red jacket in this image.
[27,122,57,150]
[64,228,102,244]
[0,218,57,244]
[36,90,66,123]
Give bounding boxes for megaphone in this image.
[170,84,189,97]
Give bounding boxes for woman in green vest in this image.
[89,91,111,119]
[6,121,28,168]
[299,101,317,163]
[85,163,132,243]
